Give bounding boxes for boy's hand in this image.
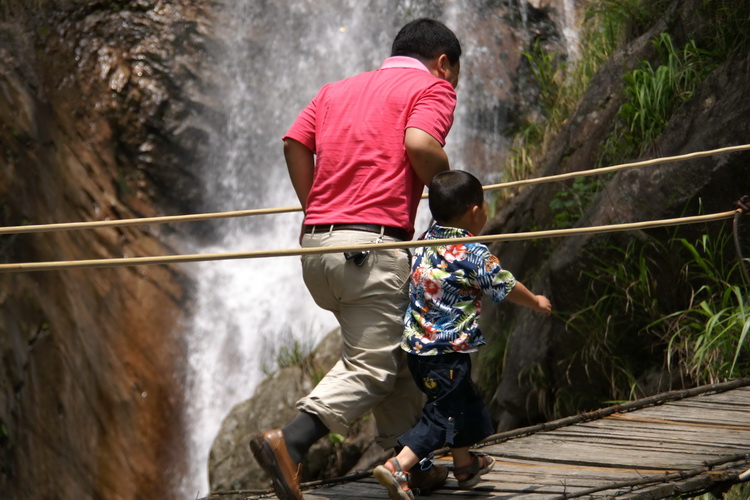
[507,283,552,315]
[535,295,552,316]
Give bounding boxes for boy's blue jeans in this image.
[398,352,495,459]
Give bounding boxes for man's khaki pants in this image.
[296,228,424,449]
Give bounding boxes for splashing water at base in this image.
[180,220,335,497]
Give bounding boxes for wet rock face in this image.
[43,0,224,216]
[0,1,220,498]
[450,0,577,178]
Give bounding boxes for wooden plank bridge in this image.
[231,378,750,500]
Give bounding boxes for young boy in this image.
[374,170,552,499]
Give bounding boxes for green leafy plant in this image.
[618,34,716,150]
[496,121,543,203]
[563,236,672,402]
[695,0,750,59]
[650,231,750,383]
[260,329,316,376]
[500,0,671,195]
[521,39,566,124]
[599,32,720,168]
[586,0,669,45]
[275,341,311,369]
[562,222,749,412]
[475,319,512,396]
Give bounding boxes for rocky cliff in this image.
[482,0,750,430]
[0,1,220,498]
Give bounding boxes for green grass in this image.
[548,175,608,229]
[498,0,671,203]
[527,30,720,226]
[521,39,566,126]
[695,0,750,59]
[650,231,750,383]
[560,223,749,411]
[615,34,717,156]
[260,328,316,377]
[562,236,672,402]
[499,1,737,226]
[475,317,512,396]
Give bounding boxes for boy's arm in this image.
[507,281,552,316]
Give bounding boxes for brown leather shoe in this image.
[408,461,448,495]
[249,429,304,500]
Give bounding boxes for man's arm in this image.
[283,138,315,209]
[405,127,450,185]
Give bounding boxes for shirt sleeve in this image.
[283,91,320,153]
[475,250,517,303]
[406,80,456,146]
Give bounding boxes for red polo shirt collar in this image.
[380,56,431,72]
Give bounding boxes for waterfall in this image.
[181,1,409,495]
[178,1,580,496]
[562,0,581,60]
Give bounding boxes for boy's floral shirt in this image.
[402,224,517,355]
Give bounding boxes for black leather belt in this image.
[304,223,409,241]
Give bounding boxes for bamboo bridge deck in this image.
[294,378,750,500]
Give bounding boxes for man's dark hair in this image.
[391,18,462,65]
[429,170,484,224]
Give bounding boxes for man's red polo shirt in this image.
[284,56,456,238]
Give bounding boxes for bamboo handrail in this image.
[0,210,739,273]
[1,144,748,236]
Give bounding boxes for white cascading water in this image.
[179,1,580,496]
[181,1,419,496]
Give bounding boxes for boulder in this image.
[207,329,390,494]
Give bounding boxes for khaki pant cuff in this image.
[296,398,350,435]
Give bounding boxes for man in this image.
[250,18,461,500]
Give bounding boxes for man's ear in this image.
[436,54,450,78]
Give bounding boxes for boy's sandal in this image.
[374,458,415,500]
[454,451,496,489]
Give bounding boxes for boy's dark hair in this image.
[429,170,484,224]
[391,18,462,65]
